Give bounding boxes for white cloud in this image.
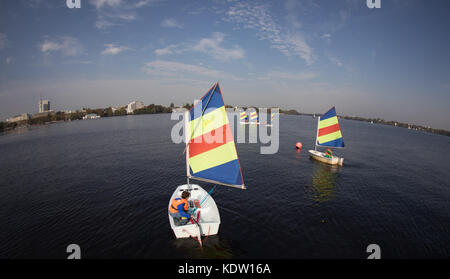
[39,37,83,56]
[191,32,244,61]
[161,18,183,28]
[143,60,223,79]
[320,33,332,43]
[154,44,178,56]
[90,0,122,10]
[154,33,245,62]
[90,0,157,29]
[101,44,129,55]
[6,57,13,64]
[224,2,314,65]
[134,0,156,8]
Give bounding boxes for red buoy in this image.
[296,142,302,150]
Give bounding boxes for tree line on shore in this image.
[1,104,449,137]
[0,103,175,133]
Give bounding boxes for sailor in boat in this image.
[169,191,194,225]
[324,148,333,158]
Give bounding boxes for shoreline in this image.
[1,110,449,138]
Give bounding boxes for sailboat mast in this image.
[185,111,191,188]
[314,116,320,151]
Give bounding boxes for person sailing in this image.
[324,148,333,158]
[169,190,194,225]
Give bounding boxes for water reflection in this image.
[172,235,234,259]
[306,161,341,203]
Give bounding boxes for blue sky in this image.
[0,0,449,129]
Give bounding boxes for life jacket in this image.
[169,198,188,214]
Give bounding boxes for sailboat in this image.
[249,109,259,125]
[240,111,249,124]
[264,112,278,127]
[168,82,246,243]
[308,107,345,166]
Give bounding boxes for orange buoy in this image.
[295,142,302,150]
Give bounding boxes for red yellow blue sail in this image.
[316,107,345,148]
[240,111,248,122]
[249,110,258,122]
[186,83,245,188]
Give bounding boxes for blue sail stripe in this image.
[321,107,337,121]
[317,138,345,148]
[189,85,224,121]
[190,159,243,186]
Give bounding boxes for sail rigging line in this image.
[192,185,217,216]
[188,176,246,190]
[200,185,216,206]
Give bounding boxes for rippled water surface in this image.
[0,114,449,258]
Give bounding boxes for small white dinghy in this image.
[309,107,345,166]
[308,150,344,166]
[168,184,220,239]
[168,82,246,243]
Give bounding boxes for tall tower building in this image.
[38,95,50,113]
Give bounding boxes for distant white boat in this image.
[83,113,100,120]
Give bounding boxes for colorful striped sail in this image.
[240,111,248,122]
[316,107,345,148]
[186,83,245,188]
[249,110,258,122]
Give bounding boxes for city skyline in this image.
[1,0,450,130]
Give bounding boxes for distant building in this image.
[83,113,100,120]
[38,97,50,113]
[6,113,31,123]
[111,106,125,114]
[172,106,186,113]
[127,101,145,114]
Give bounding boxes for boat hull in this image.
[168,184,220,239]
[308,150,344,166]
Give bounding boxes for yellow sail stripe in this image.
[189,106,229,140]
[318,130,342,144]
[189,141,237,173]
[318,116,338,129]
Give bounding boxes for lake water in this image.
[0,114,449,258]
